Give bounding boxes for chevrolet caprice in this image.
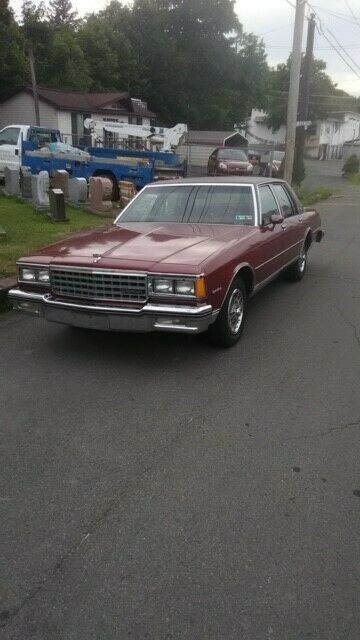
[9,178,323,347]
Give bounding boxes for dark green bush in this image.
[342,154,359,176]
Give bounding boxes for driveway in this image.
[1,177,360,639]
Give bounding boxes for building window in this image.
[71,112,91,147]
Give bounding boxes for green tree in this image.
[0,0,27,97]
[48,0,78,28]
[47,27,91,89]
[266,57,353,131]
[78,14,137,92]
[21,0,54,84]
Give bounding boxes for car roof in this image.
[150,177,288,186]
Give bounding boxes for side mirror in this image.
[270,213,284,225]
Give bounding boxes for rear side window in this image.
[272,184,294,218]
[259,185,279,223]
[0,127,20,146]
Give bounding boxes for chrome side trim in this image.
[254,240,303,271]
[252,257,297,293]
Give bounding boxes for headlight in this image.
[19,268,37,282]
[247,164,253,171]
[174,280,195,296]
[148,277,204,297]
[151,278,174,294]
[218,162,227,170]
[38,269,50,283]
[18,266,50,284]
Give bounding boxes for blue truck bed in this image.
[22,142,186,191]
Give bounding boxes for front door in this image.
[0,127,21,173]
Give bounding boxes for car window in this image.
[271,184,295,218]
[188,186,255,225]
[0,127,20,146]
[217,149,248,161]
[259,185,279,223]
[119,185,255,226]
[29,129,60,145]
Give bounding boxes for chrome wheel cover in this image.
[227,288,244,335]
[299,250,307,273]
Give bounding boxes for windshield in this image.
[118,185,255,226]
[217,149,248,161]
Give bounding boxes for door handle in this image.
[298,217,303,222]
[281,224,287,230]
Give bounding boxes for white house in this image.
[246,108,360,159]
[246,109,286,145]
[308,112,360,159]
[0,86,156,147]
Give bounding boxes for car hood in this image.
[218,160,249,168]
[26,222,256,270]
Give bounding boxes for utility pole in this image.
[28,46,40,126]
[284,0,306,184]
[295,13,316,180]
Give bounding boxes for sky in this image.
[235,0,360,97]
[10,0,360,97]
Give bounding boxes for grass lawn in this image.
[0,195,114,278]
[349,173,360,186]
[297,186,334,207]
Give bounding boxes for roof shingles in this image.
[1,86,156,118]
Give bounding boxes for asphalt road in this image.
[1,172,360,640]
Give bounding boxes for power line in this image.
[311,4,360,25]
[265,44,360,50]
[317,27,360,80]
[324,25,360,75]
[307,3,360,81]
[343,0,360,30]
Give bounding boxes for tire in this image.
[286,247,307,282]
[207,278,247,347]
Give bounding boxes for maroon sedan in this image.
[208,148,254,176]
[9,178,323,347]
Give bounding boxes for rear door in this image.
[255,184,292,284]
[271,183,303,263]
[0,127,22,173]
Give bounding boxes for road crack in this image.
[334,305,360,350]
[284,418,360,442]
[0,416,201,630]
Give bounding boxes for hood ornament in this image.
[92,253,102,263]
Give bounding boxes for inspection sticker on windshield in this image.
[235,215,252,222]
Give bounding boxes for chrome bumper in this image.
[8,289,216,334]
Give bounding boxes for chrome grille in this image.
[50,268,147,302]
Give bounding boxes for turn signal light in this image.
[195,277,206,298]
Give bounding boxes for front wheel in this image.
[207,279,247,347]
[285,248,307,282]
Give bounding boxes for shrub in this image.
[342,154,359,176]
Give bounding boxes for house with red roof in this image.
[0,86,157,146]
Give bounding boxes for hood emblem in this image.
[92,253,102,263]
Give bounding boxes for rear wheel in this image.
[207,278,247,347]
[286,247,307,282]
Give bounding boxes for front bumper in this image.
[8,289,216,334]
